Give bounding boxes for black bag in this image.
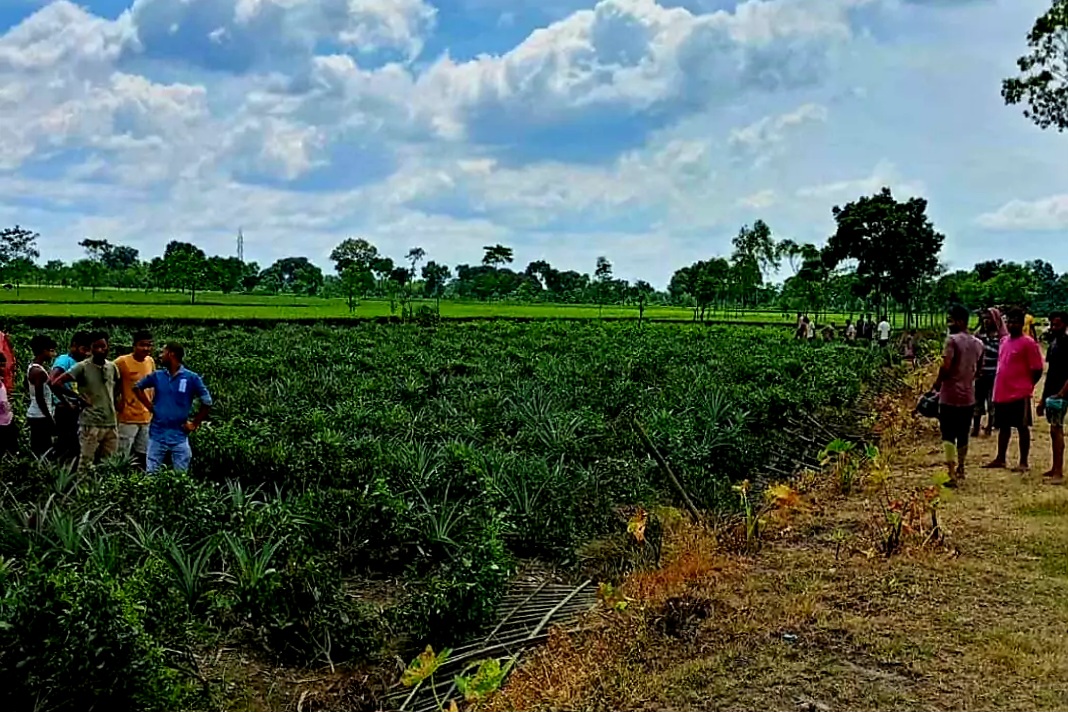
[916,391,940,419]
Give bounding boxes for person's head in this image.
[132,330,154,360]
[802,316,810,324]
[1005,308,1026,337]
[846,318,852,325]
[947,304,970,334]
[31,334,58,361]
[70,330,92,361]
[1050,310,1068,336]
[88,331,109,365]
[161,342,185,369]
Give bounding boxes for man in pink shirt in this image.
[932,305,985,486]
[985,308,1045,472]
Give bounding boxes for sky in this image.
[0,0,1065,287]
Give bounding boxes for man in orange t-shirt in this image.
[115,330,155,467]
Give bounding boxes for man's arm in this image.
[50,359,81,389]
[132,372,156,414]
[185,402,212,432]
[114,364,125,413]
[1030,341,1045,386]
[932,340,955,392]
[184,376,213,432]
[29,368,55,426]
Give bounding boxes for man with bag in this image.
[1038,311,1068,484]
[931,305,984,487]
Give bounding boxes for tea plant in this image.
[0,320,891,706]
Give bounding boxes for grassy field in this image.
[491,371,1068,712]
[0,286,929,327]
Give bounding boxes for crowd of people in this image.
[795,313,896,349]
[13,330,213,473]
[933,306,1067,488]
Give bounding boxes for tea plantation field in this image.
[0,321,892,710]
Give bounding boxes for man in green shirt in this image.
[51,331,118,469]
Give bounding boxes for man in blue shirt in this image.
[49,330,92,466]
[133,342,213,473]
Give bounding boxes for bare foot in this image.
[983,460,1007,469]
[1013,463,1030,473]
[1049,477,1066,486]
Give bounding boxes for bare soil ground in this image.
[490,383,1068,712]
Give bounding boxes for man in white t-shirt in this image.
[877,317,891,347]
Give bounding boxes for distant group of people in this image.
[795,313,894,348]
[933,306,1067,487]
[12,330,213,473]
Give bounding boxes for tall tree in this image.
[161,241,208,303]
[730,220,777,311]
[421,261,452,299]
[330,238,379,272]
[0,225,40,295]
[594,256,614,313]
[823,187,944,326]
[331,239,379,312]
[43,259,66,286]
[78,238,112,298]
[260,257,324,296]
[482,244,514,269]
[103,245,139,270]
[1003,1,1068,131]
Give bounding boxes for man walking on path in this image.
[985,309,1045,473]
[877,316,891,348]
[932,305,985,487]
[115,330,155,468]
[973,308,1007,437]
[50,331,91,465]
[52,332,119,469]
[1037,311,1068,484]
[26,335,57,459]
[133,343,213,473]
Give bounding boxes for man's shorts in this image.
[1047,397,1067,428]
[118,423,151,456]
[995,399,1034,430]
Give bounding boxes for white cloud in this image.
[729,103,828,166]
[393,132,718,230]
[976,195,1068,231]
[796,160,925,202]
[417,0,861,150]
[0,5,208,173]
[128,0,437,67]
[739,189,777,209]
[0,1,133,70]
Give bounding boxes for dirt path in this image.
[489,390,1068,712]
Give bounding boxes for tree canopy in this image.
[1003,0,1068,131]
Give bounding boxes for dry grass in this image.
[490,374,1068,712]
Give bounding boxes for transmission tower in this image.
[237,228,245,262]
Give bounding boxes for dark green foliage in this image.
[1003,0,1068,132]
[0,320,886,705]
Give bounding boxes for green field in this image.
[0,319,895,710]
[0,286,922,326]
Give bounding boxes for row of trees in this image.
[1,186,1064,322]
